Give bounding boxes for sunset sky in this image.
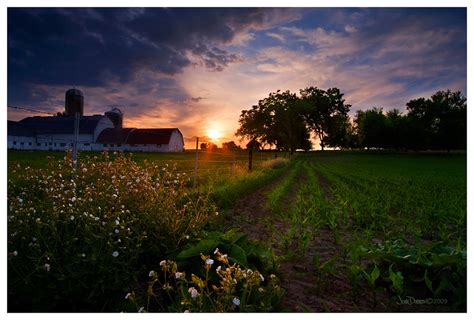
[7,7,466,148]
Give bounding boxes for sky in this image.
[7,7,467,148]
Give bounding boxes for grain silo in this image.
[105,107,123,128]
[65,88,84,116]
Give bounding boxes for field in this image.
[7,150,466,312]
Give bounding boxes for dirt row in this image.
[226,163,450,312]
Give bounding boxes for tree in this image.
[406,90,466,151]
[322,113,352,149]
[222,141,241,151]
[300,87,351,151]
[385,109,407,151]
[236,90,311,154]
[354,108,387,149]
[200,142,207,151]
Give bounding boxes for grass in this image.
[7,149,467,311]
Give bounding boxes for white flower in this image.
[81,253,86,258]
[44,263,51,272]
[112,251,119,257]
[70,216,75,221]
[185,235,190,240]
[32,237,37,242]
[13,251,18,256]
[159,260,166,266]
[175,272,183,279]
[270,274,276,279]
[115,219,120,225]
[136,178,140,183]
[216,266,222,272]
[125,293,131,300]
[260,274,265,282]
[115,229,119,234]
[213,248,219,254]
[112,194,118,198]
[232,297,240,306]
[82,168,88,173]
[258,287,264,293]
[149,270,156,277]
[215,211,219,216]
[138,307,145,313]
[188,287,199,299]
[205,259,214,265]
[71,197,76,202]
[18,198,23,204]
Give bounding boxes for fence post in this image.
[193,136,199,188]
[72,112,80,179]
[248,147,253,172]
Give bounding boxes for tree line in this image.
[236,87,466,153]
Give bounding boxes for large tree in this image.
[406,90,466,151]
[299,87,351,151]
[354,108,387,149]
[236,90,311,154]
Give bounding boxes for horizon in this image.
[7,7,467,149]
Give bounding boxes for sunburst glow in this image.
[207,128,221,141]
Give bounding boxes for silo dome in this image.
[105,107,124,128]
[65,88,84,116]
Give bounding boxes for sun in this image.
[207,128,221,141]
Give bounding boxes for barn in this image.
[7,89,185,152]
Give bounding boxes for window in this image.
[103,144,107,147]
[20,142,24,146]
[28,142,32,146]
[84,143,90,146]
[49,142,52,146]
[13,141,17,145]
[60,143,66,147]
[54,143,57,146]
[37,143,41,147]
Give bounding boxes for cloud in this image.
[266,32,286,43]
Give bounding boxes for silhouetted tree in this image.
[236,90,311,154]
[300,87,351,151]
[322,113,352,149]
[355,108,387,149]
[222,141,241,151]
[200,142,207,151]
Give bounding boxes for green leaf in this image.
[424,269,433,292]
[228,244,248,268]
[176,239,219,259]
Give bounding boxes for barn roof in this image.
[8,120,35,137]
[97,128,179,145]
[19,115,105,135]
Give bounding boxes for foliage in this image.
[260,157,290,169]
[361,239,466,307]
[125,250,284,312]
[7,152,217,311]
[236,90,311,154]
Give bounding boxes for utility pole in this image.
[72,112,80,178]
[193,136,199,188]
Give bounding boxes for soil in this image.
[227,165,457,313]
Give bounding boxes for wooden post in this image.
[193,136,199,188]
[248,147,253,172]
[72,112,80,178]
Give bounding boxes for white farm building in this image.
[8,88,184,152]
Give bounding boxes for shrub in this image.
[7,152,217,311]
[260,157,290,169]
[124,250,284,312]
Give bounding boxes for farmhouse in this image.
[8,89,184,152]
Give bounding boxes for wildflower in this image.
[13,251,18,256]
[260,274,265,282]
[215,211,219,216]
[159,260,166,266]
[125,293,131,300]
[213,248,219,254]
[81,253,86,258]
[232,297,240,306]
[115,219,120,225]
[216,266,222,272]
[44,263,51,272]
[258,287,264,293]
[32,237,37,242]
[18,198,23,204]
[112,194,118,198]
[82,168,88,173]
[70,216,75,221]
[70,197,76,202]
[185,235,190,240]
[136,178,140,183]
[205,259,214,265]
[175,272,183,279]
[188,287,199,299]
[149,270,156,277]
[115,229,119,234]
[138,307,145,313]
[270,274,276,279]
[112,251,119,257]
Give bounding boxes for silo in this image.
[105,107,123,128]
[65,88,84,116]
